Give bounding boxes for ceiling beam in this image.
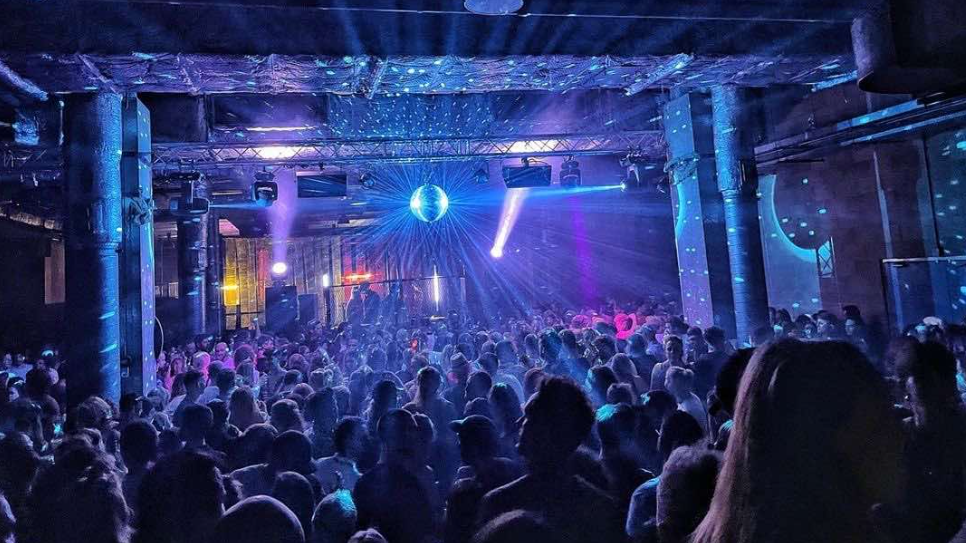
[0,0,856,57]
[0,58,47,107]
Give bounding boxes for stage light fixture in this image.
[490,246,504,258]
[474,168,489,185]
[560,156,581,188]
[169,173,210,217]
[271,261,288,276]
[502,159,551,188]
[360,172,376,190]
[252,171,278,208]
[322,273,331,288]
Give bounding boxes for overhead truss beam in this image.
[2,130,664,174]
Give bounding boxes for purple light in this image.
[271,262,288,276]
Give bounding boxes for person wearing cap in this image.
[444,415,523,543]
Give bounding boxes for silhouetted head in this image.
[517,377,593,472]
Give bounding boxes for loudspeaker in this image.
[298,294,318,325]
[265,286,299,332]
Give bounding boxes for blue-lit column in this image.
[177,183,208,342]
[663,93,737,337]
[206,211,225,335]
[64,94,123,408]
[711,85,770,344]
[119,96,156,396]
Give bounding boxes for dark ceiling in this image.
[0,0,879,238]
[1,0,871,57]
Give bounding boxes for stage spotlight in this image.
[560,156,581,188]
[360,172,376,190]
[474,168,489,185]
[410,183,450,223]
[252,171,278,208]
[322,273,331,288]
[490,246,504,258]
[271,261,288,276]
[169,174,210,217]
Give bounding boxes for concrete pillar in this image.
[177,182,208,342]
[663,93,737,336]
[711,86,770,344]
[64,94,123,408]
[206,212,225,336]
[119,96,156,396]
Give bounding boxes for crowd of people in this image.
[2,297,966,543]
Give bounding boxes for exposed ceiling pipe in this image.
[0,58,48,106]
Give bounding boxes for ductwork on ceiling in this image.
[0,53,856,97]
[852,0,966,95]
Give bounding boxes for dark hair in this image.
[183,369,204,389]
[471,510,564,543]
[216,369,236,394]
[313,490,357,543]
[25,367,52,398]
[657,446,723,543]
[519,377,593,465]
[269,431,314,474]
[27,439,130,543]
[596,402,637,450]
[714,349,754,415]
[658,411,704,462]
[333,416,364,456]
[489,383,523,435]
[120,420,158,468]
[271,472,315,540]
[606,383,635,405]
[692,340,900,543]
[478,352,499,375]
[704,327,726,346]
[181,404,214,441]
[466,371,493,401]
[587,365,618,405]
[231,423,278,470]
[895,341,958,404]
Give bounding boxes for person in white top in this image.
[314,416,366,493]
[665,366,709,435]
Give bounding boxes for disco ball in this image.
[410,184,450,223]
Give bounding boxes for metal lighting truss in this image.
[1,130,663,175]
[151,131,665,170]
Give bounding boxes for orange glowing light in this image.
[344,272,373,282]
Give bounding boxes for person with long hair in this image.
[691,339,903,543]
[305,388,340,459]
[609,354,645,400]
[228,387,265,432]
[488,383,523,458]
